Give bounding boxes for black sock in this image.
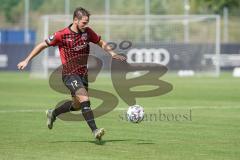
[53,101,75,117]
[80,101,97,132]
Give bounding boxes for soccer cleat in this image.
[93,128,105,141]
[46,109,56,130]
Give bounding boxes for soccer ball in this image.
[127,105,144,123]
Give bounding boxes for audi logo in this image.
[127,48,170,65]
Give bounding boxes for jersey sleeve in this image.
[45,31,62,46]
[87,27,101,44]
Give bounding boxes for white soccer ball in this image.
[127,105,144,123]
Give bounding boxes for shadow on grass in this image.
[50,139,155,145]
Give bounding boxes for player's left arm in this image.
[98,39,126,61]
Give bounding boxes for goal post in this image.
[30,14,221,78]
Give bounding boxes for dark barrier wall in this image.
[91,43,240,70]
[134,43,240,70]
[0,43,239,71]
[0,44,34,71]
[221,44,240,54]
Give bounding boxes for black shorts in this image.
[62,75,88,97]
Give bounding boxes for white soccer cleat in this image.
[46,109,56,130]
[93,128,105,141]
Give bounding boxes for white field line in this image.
[0,109,44,113]
[0,106,239,113]
[116,106,240,111]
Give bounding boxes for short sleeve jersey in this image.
[45,24,101,75]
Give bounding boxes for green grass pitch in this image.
[0,71,239,160]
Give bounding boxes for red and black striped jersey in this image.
[45,24,101,75]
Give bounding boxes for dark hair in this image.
[73,7,90,20]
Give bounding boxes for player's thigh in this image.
[62,75,88,97]
[75,87,89,102]
[62,75,88,98]
[75,75,89,102]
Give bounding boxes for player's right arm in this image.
[17,31,61,70]
[17,41,48,70]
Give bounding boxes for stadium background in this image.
[0,0,240,160]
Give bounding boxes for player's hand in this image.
[112,54,126,61]
[17,60,28,70]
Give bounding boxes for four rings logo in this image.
[127,48,170,65]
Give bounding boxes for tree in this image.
[191,0,240,14]
[0,0,20,23]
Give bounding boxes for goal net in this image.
[30,14,220,78]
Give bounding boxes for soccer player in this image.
[17,7,126,141]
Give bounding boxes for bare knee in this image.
[72,100,81,110]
